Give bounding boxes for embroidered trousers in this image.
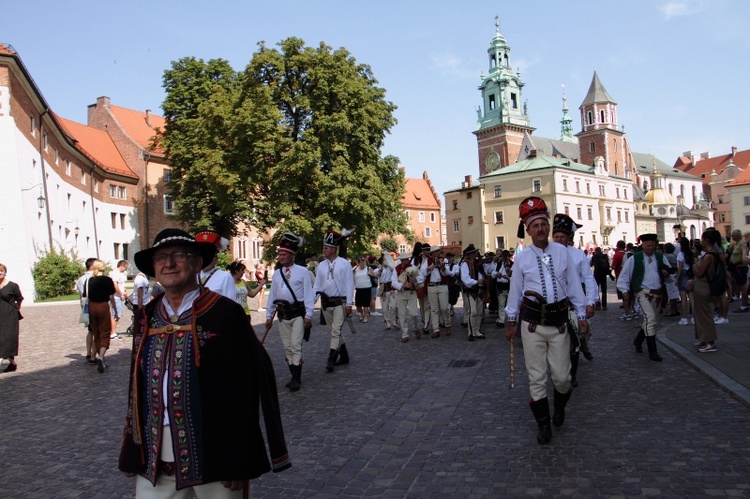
[636,289,661,337]
[521,320,572,401]
[279,316,304,366]
[427,284,451,332]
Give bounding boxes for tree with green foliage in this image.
[158,37,408,257]
[31,248,85,300]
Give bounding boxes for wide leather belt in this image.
[521,297,570,333]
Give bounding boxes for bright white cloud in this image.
[659,1,708,20]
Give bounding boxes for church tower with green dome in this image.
[474,18,534,177]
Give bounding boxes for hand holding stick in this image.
[260,309,277,345]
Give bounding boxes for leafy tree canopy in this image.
[158,38,408,256]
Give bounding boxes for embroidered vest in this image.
[630,251,664,292]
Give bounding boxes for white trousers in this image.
[381,289,396,327]
[427,285,450,332]
[636,289,661,337]
[278,315,304,365]
[496,289,509,323]
[396,290,419,338]
[322,304,345,349]
[520,320,571,401]
[462,291,484,337]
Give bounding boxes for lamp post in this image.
[22,183,46,209]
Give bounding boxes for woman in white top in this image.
[353,256,374,322]
[676,237,695,325]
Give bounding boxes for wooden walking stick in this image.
[261,309,277,345]
[509,339,515,389]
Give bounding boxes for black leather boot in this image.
[646,336,663,362]
[289,365,301,391]
[334,343,349,366]
[285,365,295,388]
[552,388,572,427]
[326,349,338,373]
[570,351,579,387]
[529,398,552,444]
[633,329,645,353]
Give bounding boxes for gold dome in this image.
[644,187,675,205]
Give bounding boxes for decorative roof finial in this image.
[495,16,500,33]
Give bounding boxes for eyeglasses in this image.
[152,251,196,264]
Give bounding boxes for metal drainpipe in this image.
[38,109,53,249]
[143,151,150,250]
[90,165,100,258]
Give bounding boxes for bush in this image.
[32,248,85,300]
[216,251,233,270]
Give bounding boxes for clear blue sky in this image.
[4,0,748,200]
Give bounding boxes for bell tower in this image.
[576,71,628,177]
[474,17,534,177]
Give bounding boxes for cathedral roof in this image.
[526,136,581,162]
[580,71,616,106]
[632,152,697,180]
[482,154,593,178]
[644,187,675,205]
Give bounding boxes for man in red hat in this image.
[119,228,291,495]
[195,231,236,300]
[551,214,598,387]
[312,228,355,372]
[505,197,589,445]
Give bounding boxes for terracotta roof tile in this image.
[403,178,440,209]
[56,115,138,179]
[109,105,166,154]
[0,43,16,55]
[674,149,750,183]
[726,164,750,188]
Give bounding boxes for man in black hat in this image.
[505,197,589,445]
[266,233,314,392]
[616,233,671,361]
[119,229,291,495]
[459,244,486,341]
[312,228,355,372]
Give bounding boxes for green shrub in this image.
[32,248,85,300]
[216,251,232,270]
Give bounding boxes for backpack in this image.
[707,252,727,297]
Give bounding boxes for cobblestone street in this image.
[1,296,749,497]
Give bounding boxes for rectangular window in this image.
[563,179,568,191]
[616,187,620,199]
[467,216,474,225]
[494,211,504,224]
[720,213,726,222]
[118,186,126,199]
[81,170,87,185]
[110,185,116,197]
[43,132,48,151]
[494,185,502,198]
[744,196,750,206]
[122,243,129,260]
[746,215,750,225]
[111,213,117,229]
[164,195,175,214]
[533,179,542,193]
[419,212,425,222]
[624,211,629,222]
[510,92,518,109]
[430,212,436,222]
[496,236,506,250]
[617,210,622,223]
[93,179,99,193]
[587,207,593,220]
[424,227,431,238]
[452,200,458,210]
[238,239,247,260]
[586,183,591,195]
[599,185,605,196]
[575,181,580,193]
[120,213,126,229]
[606,207,612,221]
[252,239,263,260]
[576,207,582,219]
[55,148,59,165]
[30,115,36,136]
[466,191,473,199]
[399,244,407,254]
[163,168,172,183]
[564,205,570,215]
[453,220,459,232]
[113,243,120,259]
[718,195,724,204]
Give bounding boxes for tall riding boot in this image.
[646,336,663,362]
[326,349,338,373]
[334,343,349,366]
[529,398,552,445]
[633,329,646,353]
[552,388,573,427]
[289,365,301,391]
[285,365,295,388]
[570,351,580,387]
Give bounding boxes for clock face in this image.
[485,151,501,171]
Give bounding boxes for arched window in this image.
[668,183,673,195]
[600,110,605,123]
[587,111,593,125]
[614,139,618,152]
[504,54,509,67]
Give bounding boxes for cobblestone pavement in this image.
[1,293,749,498]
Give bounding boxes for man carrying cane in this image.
[505,197,589,445]
[313,227,355,373]
[266,233,315,392]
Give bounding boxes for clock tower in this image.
[474,18,534,177]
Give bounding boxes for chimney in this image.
[731,146,738,157]
[700,151,711,160]
[462,175,473,189]
[145,109,152,127]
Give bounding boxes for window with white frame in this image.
[110,185,116,197]
[419,212,425,222]
[494,211,504,224]
[533,179,542,193]
[587,207,593,220]
[494,185,502,198]
[624,210,629,222]
[606,207,612,221]
[576,206,582,219]
[164,195,175,214]
[65,160,71,176]
[496,236,506,250]
[118,186,126,199]
[563,179,568,191]
[745,196,750,206]
[575,180,580,193]
[599,185,605,196]
[453,220,459,232]
[425,227,431,238]
[237,238,247,259]
[163,168,172,183]
[586,183,591,195]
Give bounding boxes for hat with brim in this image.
[429,245,442,253]
[638,233,658,243]
[552,213,583,236]
[134,228,216,277]
[462,244,478,256]
[398,252,412,260]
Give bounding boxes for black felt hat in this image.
[134,228,216,277]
